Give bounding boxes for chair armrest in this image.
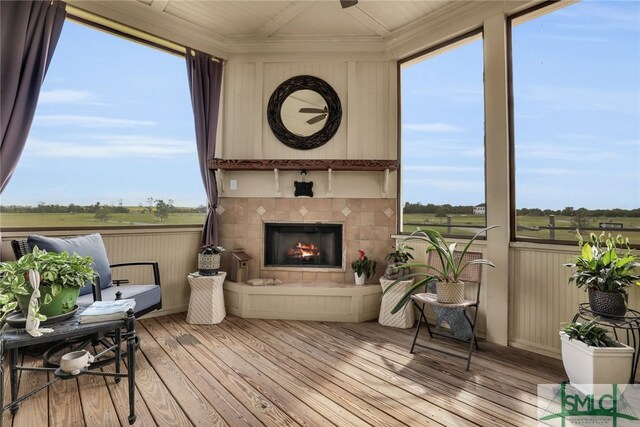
[110,262,161,287]
[92,275,103,301]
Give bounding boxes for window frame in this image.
[506,1,640,248]
[396,27,486,239]
[0,10,211,232]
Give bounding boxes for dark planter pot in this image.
[588,288,627,318]
[17,285,80,318]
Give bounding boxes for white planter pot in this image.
[354,273,365,285]
[560,331,634,396]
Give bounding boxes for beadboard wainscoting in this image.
[1,228,201,317]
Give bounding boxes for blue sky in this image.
[1,20,204,207]
[401,0,640,210]
[1,1,638,210]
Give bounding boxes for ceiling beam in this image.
[254,1,315,39]
[342,5,391,38]
[149,0,170,13]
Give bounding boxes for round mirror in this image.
[267,75,342,150]
[280,89,328,137]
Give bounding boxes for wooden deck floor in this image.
[3,314,566,426]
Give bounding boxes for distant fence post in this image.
[549,215,555,240]
[447,215,452,235]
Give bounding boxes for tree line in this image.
[403,202,640,217]
[1,200,207,222]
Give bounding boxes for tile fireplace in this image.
[264,222,342,269]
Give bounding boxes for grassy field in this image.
[402,213,640,244]
[0,211,205,228]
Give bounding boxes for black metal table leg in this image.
[9,349,19,414]
[114,327,121,384]
[126,310,137,425]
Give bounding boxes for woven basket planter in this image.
[588,288,627,318]
[436,281,465,304]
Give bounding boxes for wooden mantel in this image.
[208,159,398,171]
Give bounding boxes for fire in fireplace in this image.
[287,242,321,261]
[264,223,342,268]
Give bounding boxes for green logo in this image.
[539,384,639,426]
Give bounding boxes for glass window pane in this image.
[0,21,205,228]
[400,34,486,237]
[511,1,640,244]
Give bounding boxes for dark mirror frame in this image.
[267,75,342,150]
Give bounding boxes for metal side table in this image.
[0,308,137,426]
[572,303,640,384]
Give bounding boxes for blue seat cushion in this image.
[77,285,161,314]
[27,234,112,296]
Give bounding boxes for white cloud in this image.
[38,89,107,105]
[515,85,640,115]
[26,136,195,159]
[403,123,464,132]
[404,165,482,173]
[404,178,484,193]
[34,115,155,127]
[517,167,571,176]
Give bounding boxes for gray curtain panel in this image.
[0,0,66,193]
[186,50,224,246]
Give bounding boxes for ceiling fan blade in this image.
[307,114,327,125]
[340,0,358,9]
[299,108,326,113]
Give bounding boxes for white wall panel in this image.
[222,58,392,161]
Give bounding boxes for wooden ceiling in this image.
[68,0,496,56]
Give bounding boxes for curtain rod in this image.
[65,4,226,63]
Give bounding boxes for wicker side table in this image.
[379,278,415,329]
[187,272,227,325]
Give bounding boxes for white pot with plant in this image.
[351,250,376,285]
[560,318,634,396]
[382,226,496,312]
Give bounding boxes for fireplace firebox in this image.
[264,223,343,269]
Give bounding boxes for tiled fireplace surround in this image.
[217,197,397,284]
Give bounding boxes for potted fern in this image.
[383,226,497,313]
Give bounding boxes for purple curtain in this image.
[1,0,66,193]
[186,50,224,246]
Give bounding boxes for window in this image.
[510,1,640,244]
[0,20,205,228]
[399,31,486,237]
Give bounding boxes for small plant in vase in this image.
[564,231,640,317]
[383,243,414,280]
[351,250,376,285]
[198,245,225,276]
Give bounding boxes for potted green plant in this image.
[198,245,225,276]
[383,243,414,280]
[351,250,376,285]
[565,231,640,317]
[0,247,95,322]
[560,318,634,396]
[383,226,497,313]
